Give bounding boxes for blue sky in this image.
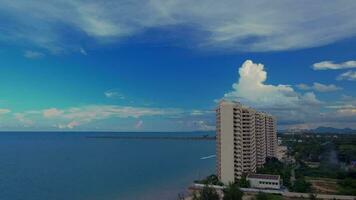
[0,0,356,131]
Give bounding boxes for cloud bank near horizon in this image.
[1,60,356,130]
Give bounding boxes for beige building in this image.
[216,100,277,184]
[255,112,267,167]
[265,115,277,157]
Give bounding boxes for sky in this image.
[0,0,356,131]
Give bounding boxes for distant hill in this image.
[309,126,356,134]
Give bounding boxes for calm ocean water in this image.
[0,132,215,200]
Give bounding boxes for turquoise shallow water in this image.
[0,132,215,200]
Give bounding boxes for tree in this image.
[194,185,220,200]
[195,174,224,186]
[237,176,250,188]
[223,183,243,200]
[292,177,311,193]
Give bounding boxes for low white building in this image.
[247,174,281,190]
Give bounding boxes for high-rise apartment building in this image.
[255,112,267,167]
[265,115,277,157]
[216,100,277,184]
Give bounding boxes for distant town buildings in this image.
[216,100,277,184]
[276,145,288,161]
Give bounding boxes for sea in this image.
[0,132,216,200]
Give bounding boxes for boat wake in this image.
[200,155,216,160]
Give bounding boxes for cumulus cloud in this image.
[220,60,356,129]
[24,50,45,59]
[223,60,322,109]
[313,60,356,70]
[222,60,337,129]
[1,1,356,52]
[296,82,342,92]
[337,70,356,81]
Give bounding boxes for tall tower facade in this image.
[216,100,277,184]
[265,115,277,157]
[255,112,267,167]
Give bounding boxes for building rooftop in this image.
[247,174,280,180]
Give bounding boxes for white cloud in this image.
[24,50,44,59]
[104,89,125,99]
[1,1,356,52]
[222,60,333,129]
[223,60,322,108]
[296,83,310,90]
[14,113,33,125]
[43,108,64,118]
[337,70,356,81]
[193,120,215,131]
[190,110,213,116]
[296,82,342,92]
[220,60,356,129]
[7,104,219,131]
[335,108,356,117]
[14,105,183,129]
[0,109,11,115]
[313,60,356,70]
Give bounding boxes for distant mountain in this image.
[279,126,356,134]
[309,126,356,134]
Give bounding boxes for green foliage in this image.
[257,157,292,188]
[223,183,243,200]
[194,185,220,200]
[292,177,312,193]
[337,144,356,164]
[281,133,356,195]
[257,157,284,174]
[236,176,250,188]
[195,175,224,186]
[293,141,322,162]
[337,178,356,195]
